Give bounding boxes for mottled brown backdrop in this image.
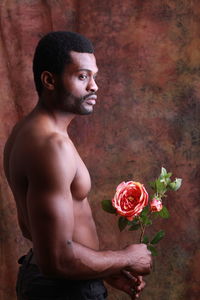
[0,0,200,299]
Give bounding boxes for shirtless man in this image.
[4,31,152,300]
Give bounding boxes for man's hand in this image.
[105,271,146,299]
[123,244,152,275]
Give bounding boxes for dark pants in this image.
[16,251,107,300]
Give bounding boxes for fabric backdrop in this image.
[0,1,199,299]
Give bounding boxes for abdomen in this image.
[72,198,99,250]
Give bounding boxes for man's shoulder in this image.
[28,131,75,161]
[22,130,77,181]
[4,115,77,184]
[26,131,77,180]
[10,117,75,165]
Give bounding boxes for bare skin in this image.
[4,51,151,299]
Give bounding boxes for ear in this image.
[41,71,56,91]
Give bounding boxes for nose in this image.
[86,77,98,93]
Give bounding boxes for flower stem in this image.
[139,217,146,243]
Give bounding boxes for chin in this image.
[78,104,94,115]
[79,109,93,115]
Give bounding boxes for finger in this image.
[137,276,143,284]
[133,275,142,286]
[137,279,146,292]
[121,274,145,296]
[133,280,146,295]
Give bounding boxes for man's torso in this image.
[4,111,99,251]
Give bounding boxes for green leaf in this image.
[128,223,141,231]
[144,218,153,225]
[154,206,170,219]
[140,215,152,225]
[149,181,156,190]
[175,178,182,190]
[161,167,172,179]
[166,172,172,178]
[118,217,129,232]
[164,176,172,186]
[161,167,167,177]
[148,245,158,256]
[151,230,165,244]
[155,179,166,193]
[159,168,173,187]
[101,200,116,214]
[140,206,149,217]
[128,217,139,225]
[142,236,149,244]
[168,182,176,190]
[169,178,182,191]
[152,211,160,219]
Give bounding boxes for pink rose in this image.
[150,198,163,212]
[112,181,148,221]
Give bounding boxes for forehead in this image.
[68,51,98,73]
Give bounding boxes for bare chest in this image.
[70,153,91,201]
[70,154,99,249]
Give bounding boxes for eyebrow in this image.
[77,68,99,73]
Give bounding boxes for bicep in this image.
[26,139,76,266]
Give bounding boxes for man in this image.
[4,31,152,300]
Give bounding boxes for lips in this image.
[85,95,97,106]
[85,99,96,105]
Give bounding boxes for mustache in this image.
[83,92,96,100]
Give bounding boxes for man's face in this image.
[55,51,98,115]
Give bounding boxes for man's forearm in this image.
[70,240,129,279]
[40,240,130,280]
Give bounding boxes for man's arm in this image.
[26,136,152,280]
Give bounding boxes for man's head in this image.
[33,31,94,96]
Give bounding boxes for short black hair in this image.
[33,31,94,96]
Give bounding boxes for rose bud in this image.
[150,198,163,212]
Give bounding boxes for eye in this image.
[79,74,88,80]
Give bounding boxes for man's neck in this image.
[31,100,76,133]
